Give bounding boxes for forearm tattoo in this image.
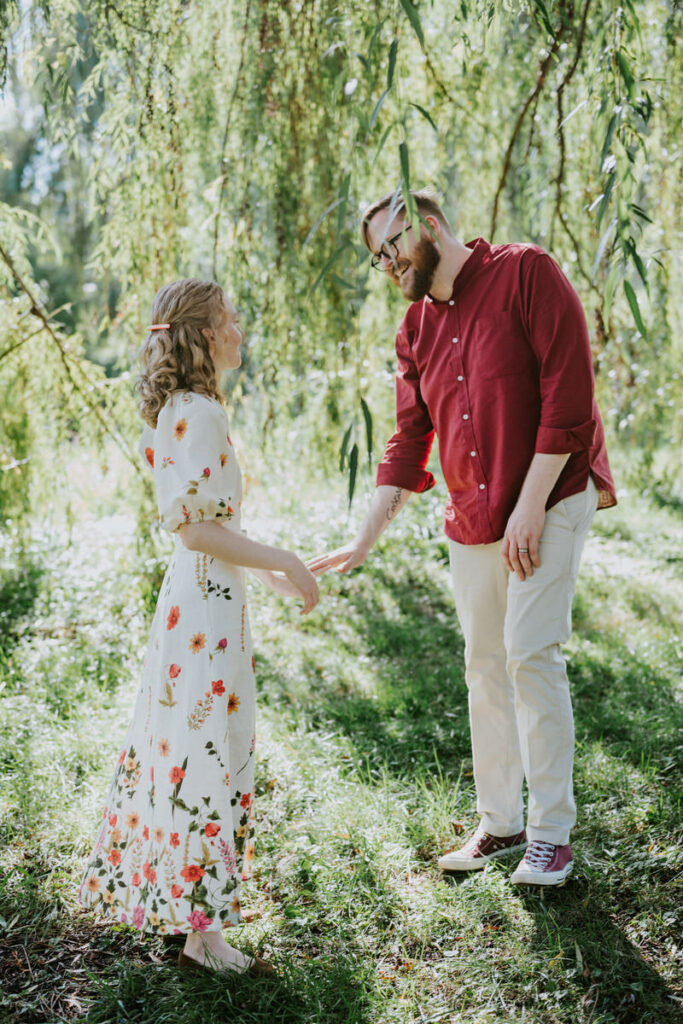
[386,488,404,522]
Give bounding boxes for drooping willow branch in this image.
[211,0,253,278]
[551,0,593,285]
[0,243,142,475]
[489,20,567,240]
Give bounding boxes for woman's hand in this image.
[281,555,320,614]
[251,568,303,598]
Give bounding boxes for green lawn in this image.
[1,447,682,1024]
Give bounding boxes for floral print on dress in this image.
[78,392,256,935]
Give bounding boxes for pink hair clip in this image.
[147,323,171,331]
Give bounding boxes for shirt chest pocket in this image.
[469,311,533,380]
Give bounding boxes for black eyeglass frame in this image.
[370,223,413,270]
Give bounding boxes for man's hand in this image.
[306,544,368,576]
[501,452,570,581]
[501,501,545,580]
[307,486,410,578]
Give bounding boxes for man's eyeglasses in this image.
[370,223,413,270]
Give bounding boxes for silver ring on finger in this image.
[518,547,529,553]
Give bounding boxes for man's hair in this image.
[360,188,451,250]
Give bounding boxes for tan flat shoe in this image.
[178,949,274,977]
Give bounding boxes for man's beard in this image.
[392,237,441,301]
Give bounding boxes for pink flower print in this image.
[187,910,214,932]
[118,749,126,765]
[132,905,145,928]
[218,637,227,649]
[218,838,237,876]
[121,913,128,923]
[202,467,210,478]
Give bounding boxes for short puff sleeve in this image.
[152,392,237,533]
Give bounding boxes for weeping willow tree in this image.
[0,0,681,522]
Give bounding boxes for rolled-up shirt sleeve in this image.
[376,328,436,492]
[522,251,597,455]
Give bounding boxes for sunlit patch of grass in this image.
[1,449,682,1023]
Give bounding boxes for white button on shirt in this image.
[457,375,464,381]
[470,450,476,457]
[479,483,485,489]
[449,300,455,306]
[452,337,459,344]
[463,414,469,420]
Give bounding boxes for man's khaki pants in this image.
[448,477,598,845]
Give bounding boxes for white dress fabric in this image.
[78,391,256,935]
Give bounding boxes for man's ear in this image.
[423,215,441,240]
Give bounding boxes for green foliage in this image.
[0,0,681,516]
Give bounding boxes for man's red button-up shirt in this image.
[376,237,617,545]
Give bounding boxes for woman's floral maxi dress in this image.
[78,391,256,935]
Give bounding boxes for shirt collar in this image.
[425,236,490,304]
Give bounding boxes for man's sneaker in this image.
[438,828,527,872]
[510,841,573,885]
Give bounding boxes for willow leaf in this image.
[624,281,647,338]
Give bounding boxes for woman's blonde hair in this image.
[136,278,226,427]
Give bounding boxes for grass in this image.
[1,445,682,1023]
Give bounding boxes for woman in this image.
[78,278,318,975]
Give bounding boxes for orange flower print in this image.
[86,875,100,893]
[132,873,141,888]
[230,897,241,914]
[126,812,140,830]
[180,864,205,883]
[189,632,206,653]
[219,453,228,467]
[205,822,221,837]
[227,693,240,715]
[223,772,230,787]
[118,749,126,765]
[153,827,164,843]
[240,792,251,809]
[169,663,181,678]
[174,418,187,440]
[211,679,225,695]
[102,889,115,905]
[245,844,255,864]
[144,447,154,468]
[143,862,157,884]
[167,606,180,631]
[108,849,121,866]
[169,765,186,784]
[109,814,117,826]
[143,826,150,840]
[111,828,122,844]
[169,832,180,848]
[157,738,170,757]
[171,884,183,898]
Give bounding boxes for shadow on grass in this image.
[81,948,377,1024]
[259,559,681,794]
[258,564,471,780]
[518,881,683,1024]
[0,558,44,665]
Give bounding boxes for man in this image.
[309,189,616,886]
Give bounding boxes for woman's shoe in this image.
[178,949,273,977]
